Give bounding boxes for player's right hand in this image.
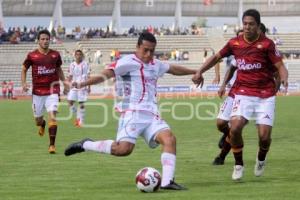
[22,83,29,93]
[192,72,204,88]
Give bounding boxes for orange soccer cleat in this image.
[48,145,56,154]
[38,125,45,137]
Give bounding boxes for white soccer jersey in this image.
[68,61,90,90]
[226,56,237,86]
[110,54,170,115]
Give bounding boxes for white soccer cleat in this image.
[232,165,244,181]
[254,158,266,177]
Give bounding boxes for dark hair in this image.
[242,9,261,25]
[75,49,83,54]
[37,29,51,40]
[259,23,267,34]
[137,32,157,46]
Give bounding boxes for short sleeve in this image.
[267,40,282,65]
[23,54,32,69]
[114,57,139,76]
[157,61,170,77]
[219,40,233,58]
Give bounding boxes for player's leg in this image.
[254,96,275,177]
[216,96,233,148]
[67,89,78,126]
[229,95,253,180]
[65,111,141,156]
[35,116,46,136]
[143,114,186,190]
[77,102,85,127]
[32,95,46,136]
[230,116,248,180]
[45,94,59,153]
[254,124,272,177]
[77,89,88,126]
[213,97,234,165]
[216,118,230,149]
[213,119,231,165]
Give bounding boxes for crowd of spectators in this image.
[0,24,206,44]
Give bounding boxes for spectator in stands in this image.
[272,26,277,35]
[7,80,14,99]
[175,49,180,61]
[1,80,8,99]
[94,49,102,64]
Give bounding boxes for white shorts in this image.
[231,95,276,126]
[217,96,234,121]
[116,111,170,148]
[67,89,88,102]
[32,94,59,117]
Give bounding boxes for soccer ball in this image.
[135,167,161,193]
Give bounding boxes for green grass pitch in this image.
[0,96,300,200]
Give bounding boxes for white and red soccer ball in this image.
[135,167,161,192]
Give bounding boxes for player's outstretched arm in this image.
[76,69,115,88]
[167,64,197,76]
[274,61,289,93]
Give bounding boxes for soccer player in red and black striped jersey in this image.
[193,9,288,181]
[21,30,69,154]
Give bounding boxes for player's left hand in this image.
[281,79,288,94]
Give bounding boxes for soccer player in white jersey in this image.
[64,32,197,190]
[67,50,90,127]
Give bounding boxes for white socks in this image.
[77,107,85,124]
[83,140,114,154]
[161,152,176,187]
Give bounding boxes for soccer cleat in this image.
[212,156,225,165]
[38,124,46,137]
[74,119,82,128]
[254,158,266,177]
[48,145,56,154]
[232,165,244,181]
[218,134,227,149]
[160,180,187,190]
[64,138,93,156]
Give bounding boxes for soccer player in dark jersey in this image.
[212,23,277,166]
[193,9,288,180]
[21,29,69,154]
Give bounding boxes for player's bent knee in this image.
[111,142,134,156]
[216,119,228,131]
[156,131,176,147]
